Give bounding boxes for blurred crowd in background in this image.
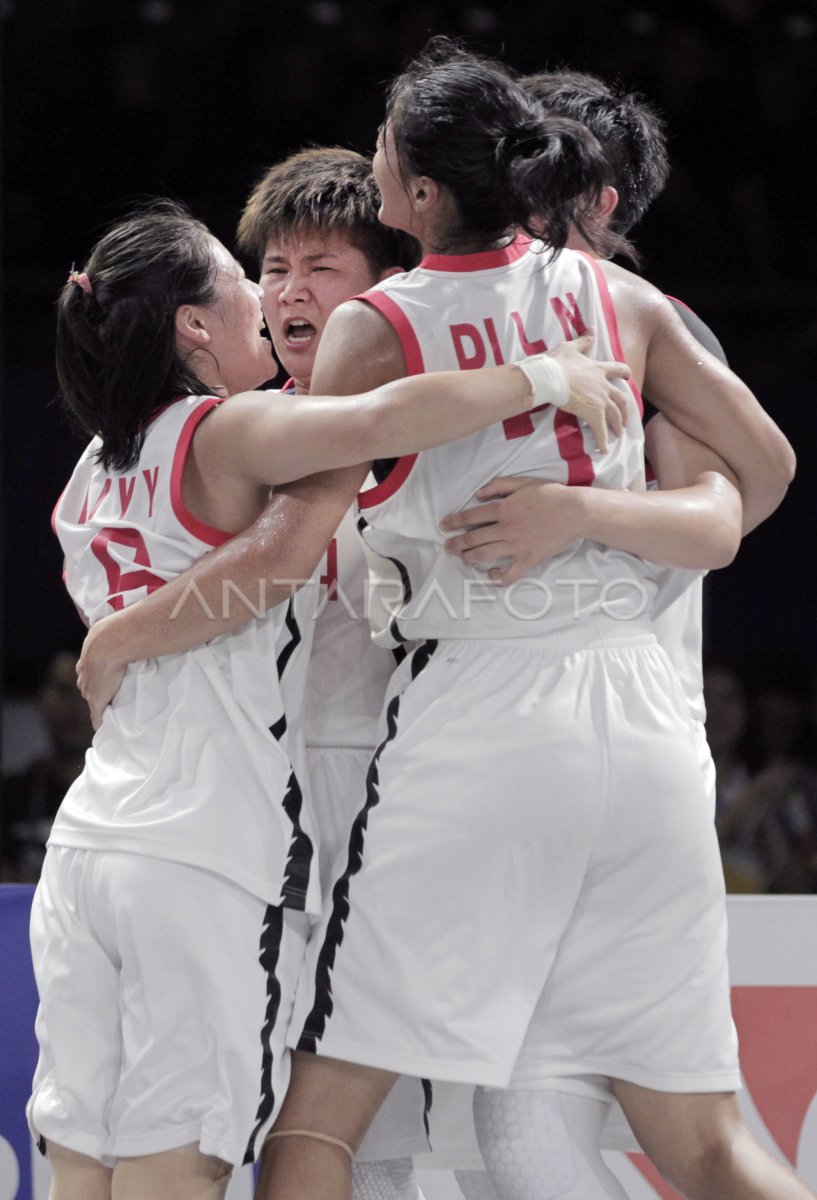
[2,0,816,887]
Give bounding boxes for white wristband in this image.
[513,355,570,410]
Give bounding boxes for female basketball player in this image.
[256,40,810,1200]
[31,199,627,1200]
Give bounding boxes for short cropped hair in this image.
[237,147,419,274]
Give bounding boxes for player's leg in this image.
[46,1141,112,1200]
[29,850,124,1189]
[103,855,309,1179]
[310,747,429,1200]
[354,1158,425,1200]
[255,1051,398,1200]
[473,1087,629,1200]
[613,1082,817,1200]
[111,1144,231,1200]
[454,1170,500,1200]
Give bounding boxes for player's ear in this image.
[174,304,211,349]
[410,175,440,214]
[377,266,405,282]
[596,186,619,226]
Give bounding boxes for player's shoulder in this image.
[595,259,664,306]
[321,296,402,358]
[313,298,406,391]
[596,260,680,334]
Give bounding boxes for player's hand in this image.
[546,332,631,453]
[440,476,590,584]
[76,617,127,731]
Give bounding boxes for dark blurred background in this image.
[2,0,816,697]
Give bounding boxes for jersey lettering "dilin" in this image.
[356,239,657,645]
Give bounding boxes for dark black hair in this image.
[384,37,629,259]
[237,146,420,275]
[56,199,222,472]
[521,70,669,237]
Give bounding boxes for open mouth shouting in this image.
[283,316,318,349]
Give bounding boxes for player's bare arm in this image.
[77,471,360,727]
[77,301,402,722]
[195,346,622,488]
[603,260,795,531]
[79,302,402,709]
[78,301,629,719]
[310,295,409,394]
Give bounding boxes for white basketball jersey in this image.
[51,395,321,912]
[357,239,656,644]
[303,501,397,750]
[653,573,705,724]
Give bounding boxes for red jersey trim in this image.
[354,292,423,507]
[419,233,531,274]
[358,454,419,509]
[357,291,426,376]
[169,398,234,548]
[578,252,644,419]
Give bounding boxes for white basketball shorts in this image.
[28,846,308,1167]
[290,632,740,1096]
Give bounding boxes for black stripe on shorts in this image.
[296,639,438,1052]
[243,905,285,1165]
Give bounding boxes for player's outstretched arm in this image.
[194,332,630,487]
[78,307,632,721]
[441,415,742,583]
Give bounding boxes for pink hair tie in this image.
[67,263,93,294]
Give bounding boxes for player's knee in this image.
[353,1158,422,1200]
[646,1109,743,1198]
[473,1088,577,1200]
[454,1168,500,1200]
[473,1087,628,1200]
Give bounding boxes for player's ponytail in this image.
[502,113,626,256]
[384,37,631,258]
[56,200,220,472]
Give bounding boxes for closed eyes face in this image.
[204,238,272,394]
[260,227,380,391]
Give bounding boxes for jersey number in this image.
[91,527,165,611]
[502,409,594,487]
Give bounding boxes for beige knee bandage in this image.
[265,1128,355,1163]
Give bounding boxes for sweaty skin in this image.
[75,324,626,725]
